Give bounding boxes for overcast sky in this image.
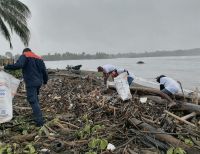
[1,0,200,55]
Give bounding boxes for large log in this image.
[131,87,174,103]
[179,102,200,113]
[108,86,174,103]
[143,95,167,104]
[109,85,200,112]
[129,118,199,154]
[130,87,200,104]
[109,84,200,103]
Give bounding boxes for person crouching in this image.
[156,75,181,96]
[111,68,134,86]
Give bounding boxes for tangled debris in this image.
[0,70,200,154]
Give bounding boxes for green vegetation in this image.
[76,114,108,153]
[0,143,36,154]
[167,147,186,154]
[5,69,22,79]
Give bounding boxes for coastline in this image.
[45,56,200,91]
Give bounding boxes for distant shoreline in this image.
[42,48,200,61]
[1,48,200,61]
[44,54,200,61]
[45,56,200,90]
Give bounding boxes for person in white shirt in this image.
[111,68,134,86]
[156,75,181,96]
[97,64,116,85]
[97,64,134,86]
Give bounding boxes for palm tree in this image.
[0,0,31,48]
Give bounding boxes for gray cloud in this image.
[1,0,200,55]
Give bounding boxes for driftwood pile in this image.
[0,70,200,154]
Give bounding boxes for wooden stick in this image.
[63,140,88,146]
[128,148,138,154]
[15,93,26,98]
[180,112,197,120]
[13,105,31,110]
[141,117,156,125]
[164,110,196,127]
[11,133,37,142]
[59,120,80,129]
[115,137,136,150]
[129,118,190,150]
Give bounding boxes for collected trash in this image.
[114,72,132,101]
[106,81,115,89]
[140,97,147,103]
[0,71,20,123]
[107,143,116,151]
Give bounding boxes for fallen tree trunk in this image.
[108,86,174,103]
[128,118,200,154]
[131,84,200,103]
[174,93,200,103]
[179,102,200,113]
[109,84,200,103]
[109,85,200,112]
[130,87,200,104]
[144,95,167,104]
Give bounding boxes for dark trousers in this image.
[127,76,134,86]
[26,86,44,126]
[161,88,173,96]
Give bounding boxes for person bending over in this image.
[97,64,134,86]
[110,68,134,86]
[156,75,181,96]
[97,64,116,85]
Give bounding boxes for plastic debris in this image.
[107,143,116,151]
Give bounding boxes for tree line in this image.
[42,48,200,61]
[1,48,200,61]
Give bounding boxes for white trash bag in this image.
[0,71,20,123]
[114,72,132,101]
[106,81,115,89]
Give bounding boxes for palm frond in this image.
[0,0,31,48]
[0,0,30,17]
[0,17,12,48]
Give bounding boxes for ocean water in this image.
[45,56,200,91]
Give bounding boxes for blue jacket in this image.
[4,51,48,87]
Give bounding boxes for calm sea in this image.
[45,56,200,91]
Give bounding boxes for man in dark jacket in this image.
[4,48,48,126]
